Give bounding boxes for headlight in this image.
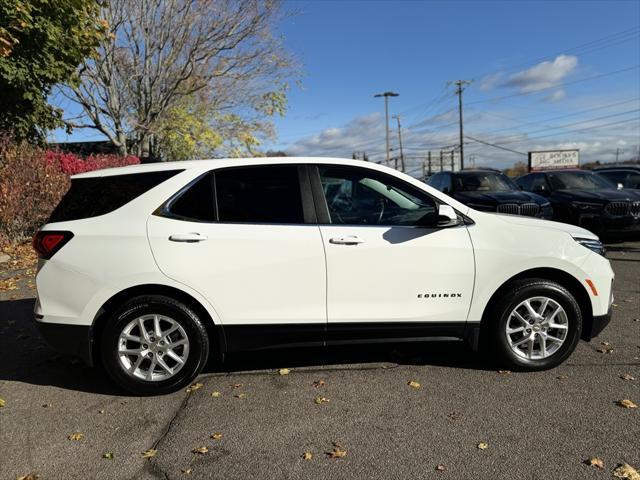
[572,201,602,211]
[575,237,606,256]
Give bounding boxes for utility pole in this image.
[615,147,620,162]
[374,91,399,165]
[392,114,405,172]
[449,80,472,170]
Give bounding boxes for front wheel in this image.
[486,279,582,371]
[100,295,209,395]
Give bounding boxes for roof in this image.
[593,164,640,171]
[71,157,379,179]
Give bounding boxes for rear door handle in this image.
[329,235,364,245]
[169,233,208,243]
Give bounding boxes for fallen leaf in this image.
[142,449,157,458]
[621,374,636,381]
[42,403,52,408]
[596,346,614,354]
[192,446,209,455]
[436,464,446,471]
[98,409,105,414]
[232,383,242,389]
[613,463,640,480]
[586,457,604,469]
[211,391,221,398]
[186,383,203,393]
[633,318,640,322]
[497,370,511,374]
[0,398,5,408]
[612,303,618,308]
[618,399,638,409]
[302,452,313,460]
[16,474,39,480]
[234,393,247,399]
[407,380,421,389]
[210,433,222,440]
[601,341,612,346]
[556,374,568,380]
[314,396,330,404]
[103,452,114,460]
[182,468,193,475]
[312,379,326,388]
[326,442,347,459]
[68,432,84,441]
[278,368,291,375]
[477,442,489,450]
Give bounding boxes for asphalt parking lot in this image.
[0,242,638,480]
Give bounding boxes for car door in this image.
[147,165,327,351]
[311,164,475,343]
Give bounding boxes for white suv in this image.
[33,158,614,395]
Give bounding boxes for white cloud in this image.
[545,89,567,102]
[479,72,503,91]
[504,55,578,93]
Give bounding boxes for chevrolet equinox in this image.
[33,158,614,395]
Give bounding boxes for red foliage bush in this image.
[0,136,140,244]
[45,150,139,175]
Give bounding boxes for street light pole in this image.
[374,91,399,165]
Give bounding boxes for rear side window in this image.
[215,166,304,223]
[49,170,182,223]
[167,173,216,221]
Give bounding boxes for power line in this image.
[465,136,528,156]
[480,108,640,143]
[469,97,640,135]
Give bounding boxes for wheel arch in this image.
[480,267,594,341]
[90,284,226,366]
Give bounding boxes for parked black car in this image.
[426,169,553,219]
[593,165,640,190]
[515,169,640,235]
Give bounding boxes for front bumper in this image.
[34,317,93,366]
[585,306,612,340]
[577,212,640,234]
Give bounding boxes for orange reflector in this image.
[585,279,598,296]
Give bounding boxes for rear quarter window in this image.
[48,170,183,223]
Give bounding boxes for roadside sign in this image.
[528,149,579,171]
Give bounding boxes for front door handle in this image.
[169,233,208,243]
[329,235,364,245]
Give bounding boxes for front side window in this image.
[319,166,437,226]
[215,166,304,223]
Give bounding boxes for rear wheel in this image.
[101,295,209,395]
[486,279,582,370]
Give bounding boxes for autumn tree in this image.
[64,0,295,158]
[0,0,105,142]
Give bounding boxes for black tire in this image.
[100,295,209,395]
[485,279,582,371]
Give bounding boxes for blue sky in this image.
[54,0,640,172]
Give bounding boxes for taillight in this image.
[32,231,74,260]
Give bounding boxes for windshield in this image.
[547,171,616,190]
[455,172,517,192]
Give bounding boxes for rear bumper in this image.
[34,317,93,366]
[585,307,612,340]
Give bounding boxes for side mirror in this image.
[617,182,624,190]
[438,204,461,228]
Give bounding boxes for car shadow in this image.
[0,298,494,396]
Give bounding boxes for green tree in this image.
[0,0,105,142]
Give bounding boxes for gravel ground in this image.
[0,241,638,480]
